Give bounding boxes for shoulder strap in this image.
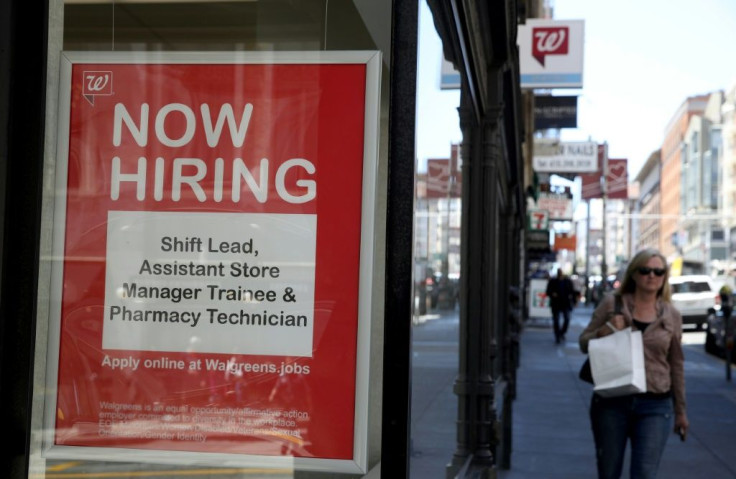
[614,294,622,315]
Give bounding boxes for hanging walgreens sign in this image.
[517,19,585,89]
[43,51,381,474]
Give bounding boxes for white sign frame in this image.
[41,50,382,475]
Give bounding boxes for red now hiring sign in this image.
[45,52,381,474]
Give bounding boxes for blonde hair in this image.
[617,248,671,301]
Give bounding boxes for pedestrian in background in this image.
[579,248,688,479]
[546,268,576,344]
[719,283,733,319]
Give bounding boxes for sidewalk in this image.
[409,303,736,478]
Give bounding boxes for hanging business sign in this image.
[534,95,578,130]
[581,146,629,200]
[426,159,452,198]
[554,233,577,251]
[44,51,381,474]
[527,229,551,249]
[517,19,585,89]
[440,57,461,89]
[426,156,461,199]
[532,139,598,173]
[537,192,574,220]
[528,209,549,230]
[528,278,551,318]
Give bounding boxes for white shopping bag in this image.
[588,327,646,397]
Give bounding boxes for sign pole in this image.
[600,143,608,288]
[585,199,591,302]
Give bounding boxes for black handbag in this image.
[579,294,622,384]
[579,357,594,383]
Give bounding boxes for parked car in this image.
[704,306,736,363]
[668,275,717,330]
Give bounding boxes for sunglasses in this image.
[637,267,666,277]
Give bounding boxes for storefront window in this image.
[30,1,394,477]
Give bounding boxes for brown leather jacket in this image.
[579,293,687,416]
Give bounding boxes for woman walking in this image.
[579,248,688,478]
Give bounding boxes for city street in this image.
[410,303,736,478]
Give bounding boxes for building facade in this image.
[660,94,709,260]
[633,150,662,253]
[679,93,725,268]
[722,83,736,268]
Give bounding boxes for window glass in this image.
[31,1,393,477]
[672,281,712,293]
[691,131,699,154]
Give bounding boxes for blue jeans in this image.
[590,393,673,479]
[551,307,570,341]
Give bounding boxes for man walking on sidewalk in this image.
[546,268,576,344]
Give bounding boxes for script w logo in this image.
[531,27,569,66]
[83,71,113,105]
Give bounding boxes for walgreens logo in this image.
[82,71,113,105]
[83,71,113,95]
[531,26,569,66]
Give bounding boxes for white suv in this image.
[669,275,717,330]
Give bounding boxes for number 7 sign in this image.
[528,208,549,230]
